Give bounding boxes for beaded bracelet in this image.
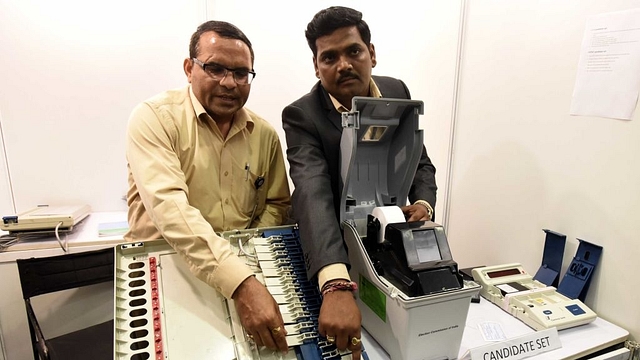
[321,281,358,296]
[414,199,434,221]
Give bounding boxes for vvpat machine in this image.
[339,97,480,360]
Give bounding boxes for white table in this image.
[1,216,629,360]
[0,212,127,360]
[361,297,629,360]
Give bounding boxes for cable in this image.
[54,221,68,252]
[0,233,19,250]
[0,224,73,251]
[238,236,257,259]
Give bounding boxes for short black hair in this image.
[305,6,371,58]
[189,20,254,65]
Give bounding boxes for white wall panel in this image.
[208,0,463,222]
[0,0,207,212]
[448,0,640,341]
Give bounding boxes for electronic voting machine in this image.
[339,97,480,360]
[114,226,358,360]
[471,263,596,331]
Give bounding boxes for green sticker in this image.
[358,274,386,321]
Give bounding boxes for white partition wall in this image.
[0,0,462,222]
[0,0,208,213]
[208,0,463,223]
[447,0,640,342]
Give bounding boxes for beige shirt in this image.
[318,79,382,289]
[125,85,291,299]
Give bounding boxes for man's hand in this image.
[232,276,288,353]
[318,289,362,359]
[400,204,430,222]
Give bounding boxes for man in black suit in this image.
[282,6,437,358]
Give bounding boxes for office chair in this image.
[16,247,115,360]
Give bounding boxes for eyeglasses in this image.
[191,58,256,85]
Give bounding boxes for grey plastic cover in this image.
[339,96,424,234]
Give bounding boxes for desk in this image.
[1,216,629,360]
[361,297,629,360]
[0,211,127,259]
[0,212,127,360]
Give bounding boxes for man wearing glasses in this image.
[126,20,291,353]
[282,6,438,359]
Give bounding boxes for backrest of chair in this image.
[16,247,114,300]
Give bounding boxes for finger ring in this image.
[271,326,281,335]
[326,335,335,343]
[351,337,361,346]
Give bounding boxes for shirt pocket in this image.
[233,167,262,217]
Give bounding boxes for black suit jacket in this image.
[282,75,437,279]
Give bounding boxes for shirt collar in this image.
[189,85,254,133]
[328,77,382,112]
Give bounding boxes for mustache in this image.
[337,72,359,83]
[216,91,237,98]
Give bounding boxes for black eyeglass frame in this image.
[191,58,256,85]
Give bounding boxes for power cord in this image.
[0,233,19,250]
[0,221,69,252]
[238,235,258,259]
[54,221,67,252]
